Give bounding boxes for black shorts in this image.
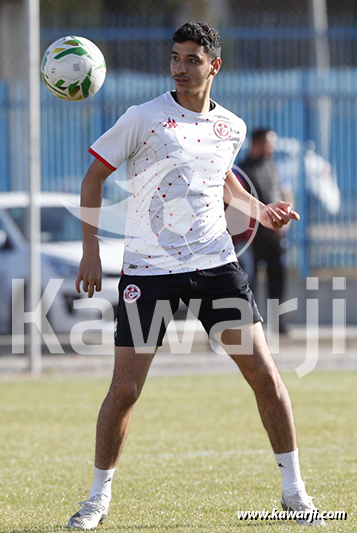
[115,261,262,347]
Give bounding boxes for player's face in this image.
[171,41,221,95]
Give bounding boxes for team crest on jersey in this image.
[163,117,179,129]
[123,284,141,304]
[213,120,232,139]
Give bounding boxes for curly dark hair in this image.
[173,22,222,59]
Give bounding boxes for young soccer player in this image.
[68,22,325,528]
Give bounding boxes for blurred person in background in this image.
[240,128,293,334]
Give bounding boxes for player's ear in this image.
[210,57,222,76]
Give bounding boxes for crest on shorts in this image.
[123,284,141,304]
[213,120,232,139]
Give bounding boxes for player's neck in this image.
[172,89,213,114]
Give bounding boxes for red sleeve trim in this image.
[88,148,117,171]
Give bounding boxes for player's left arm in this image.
[223,169,300,231]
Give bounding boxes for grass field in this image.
[0,371,356,532]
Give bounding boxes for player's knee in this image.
[110,382,141,410]
[248,364,283,398]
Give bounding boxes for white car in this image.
[0,192,124,334]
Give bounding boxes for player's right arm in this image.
[76,103,148,296]
[75,158,114,298]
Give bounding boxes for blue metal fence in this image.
[40,26,357,71]
[2,26,357,274]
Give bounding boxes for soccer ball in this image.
[41,36,106,101]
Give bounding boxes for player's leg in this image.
[195,263,325,525]
[192,263,294,450]
[188,264,295,450]
[216,323,325,525]
[68,274,180,529]
[94,345,157,471]
[91,274,171,497]
[96,272,180,472]
[67,346,156,530]
[219,322,295,452]
[89,345,156,500]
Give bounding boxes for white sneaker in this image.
[281,491,326,526]
[67,495,109,529]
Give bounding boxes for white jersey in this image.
[89,91,246,275]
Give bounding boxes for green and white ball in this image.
[41,36,106,101]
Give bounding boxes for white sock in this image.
[274,448,305,496]
[89,466,116,502]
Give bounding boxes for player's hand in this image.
[259,201,300,231]
[75,254,102,298]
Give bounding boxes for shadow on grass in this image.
[5,524,73,533]
[111,523,277,530]
[2,520,281,533]
[5,521,278,532]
